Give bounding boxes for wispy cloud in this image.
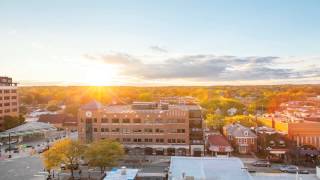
[83,53,320,83]
[149,46,168,53]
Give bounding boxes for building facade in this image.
[78,100,204,156]
[223,123,257,154]
[288,122,320,149]
[0,77,19,131]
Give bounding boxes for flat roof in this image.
[169,157,253,180]
[104,168,139,180]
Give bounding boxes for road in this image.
[0,155,45,180]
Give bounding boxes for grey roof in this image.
[0,122,57,137]
[225,124,257,138]
[81,100,103,110]
[169,157,253,180]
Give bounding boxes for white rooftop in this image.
[169,157,253,180]
[104,168,139,180]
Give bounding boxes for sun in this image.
[84,64,118,86]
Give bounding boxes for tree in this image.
[85,139,124,173]
[42,139,85,179]
[3,115,25,130]
[224,115,257,127]
[205,113,224,130]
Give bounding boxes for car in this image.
[37,146,49,153]
[280,165,299,173]
[25,144,34,148]
[252,160,271,167]
[5,146,18,152]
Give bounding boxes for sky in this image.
[1,0,320,86]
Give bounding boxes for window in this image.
[177,139,186,143]
[123,128,130,134]
[12,108,17,112]
[4,96,10,100]
[122,118,130,123]
[101,128,109,132]
[144,138,153,142]
[144,128,153,133]
[112,118,119,123]
[155,129,164,133]
[11,96,17,99]
[133,129,142,133]
[0,97,2,100]
[4,109,10,113]
[133,138,142,142]
[101,118,108,123]
[111,128,120,132]
[168,139,176,143]
[93,128,97,132]
[93,118,97,123]
[11,90,17,93]
[12,102,17,106]
[177,129,185,133]
[4,90,10,93]
[4,103,10,106]
[133,118,141,123]
[156,138,164,143]
[123,138,131,142]
[0,103,2,107]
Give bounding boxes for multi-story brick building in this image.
[0,77,19,131]
[78,100,204,156]
[223,123,257,154]
[288,122,320,149]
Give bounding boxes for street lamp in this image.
[8,132,12,158]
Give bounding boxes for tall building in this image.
[0,77,19,131]
[78,100,205,156]
[288,122,320,149]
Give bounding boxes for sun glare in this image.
[84,64,118,86]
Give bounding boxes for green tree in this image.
[85,139,125,173]
[3,115,25,130]
[42,139,85,179]
[205,113,224,129]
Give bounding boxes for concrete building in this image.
[78,100,205,156]
[288,122,320,149]
[0,77,19,131]
[223,123,257,154]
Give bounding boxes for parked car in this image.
[37,146,49,153]
[252,160,271,167]
[280,165,299,173]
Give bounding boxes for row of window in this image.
[95,128,186,134]
[0,108,17,113]
[83,118,186,124]
[0,90,17,94]
[0,102,18,107]
[237,138,255,144]
[0,96,17,100]
[119,138,186,144]
[296,136,320,146]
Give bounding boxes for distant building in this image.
[169,156,253,180]
[207,134,233,156]
[0,76,19,131]
[38,114,77,133]
[78,100,205,156]
[288,122,320,149]
[223,123,257,154]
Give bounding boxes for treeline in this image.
[18,85,320,117]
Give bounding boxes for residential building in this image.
[168,156,253,180]
[223,123,257,154]
[78,100,205,156]
[288,122,320,149]
[38,114,77,133]
[0,76,19,131]
[207,134,233,156]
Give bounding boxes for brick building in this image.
[38,114,77,133]
[78,100,204,156]
[288,122,320,149]
[0,77,19,131]
[223,123,257,154]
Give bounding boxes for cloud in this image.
[149,46,168,53]
[83,53,320,83]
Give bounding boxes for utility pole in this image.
[8,132,12,158]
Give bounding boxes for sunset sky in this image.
[1,0,320,86]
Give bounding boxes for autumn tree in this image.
[85,139,124,173]
[42,139,85,179]
[205,113,224,130]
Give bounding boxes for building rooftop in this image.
[80,100,103,110]
[38,114,77,124]
[169,156,253,180]
[225,123,257,138]
[104,168,139,180]
[0,121,57,137]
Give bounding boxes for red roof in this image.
[38,114,77,125]
[208,134,231,147]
